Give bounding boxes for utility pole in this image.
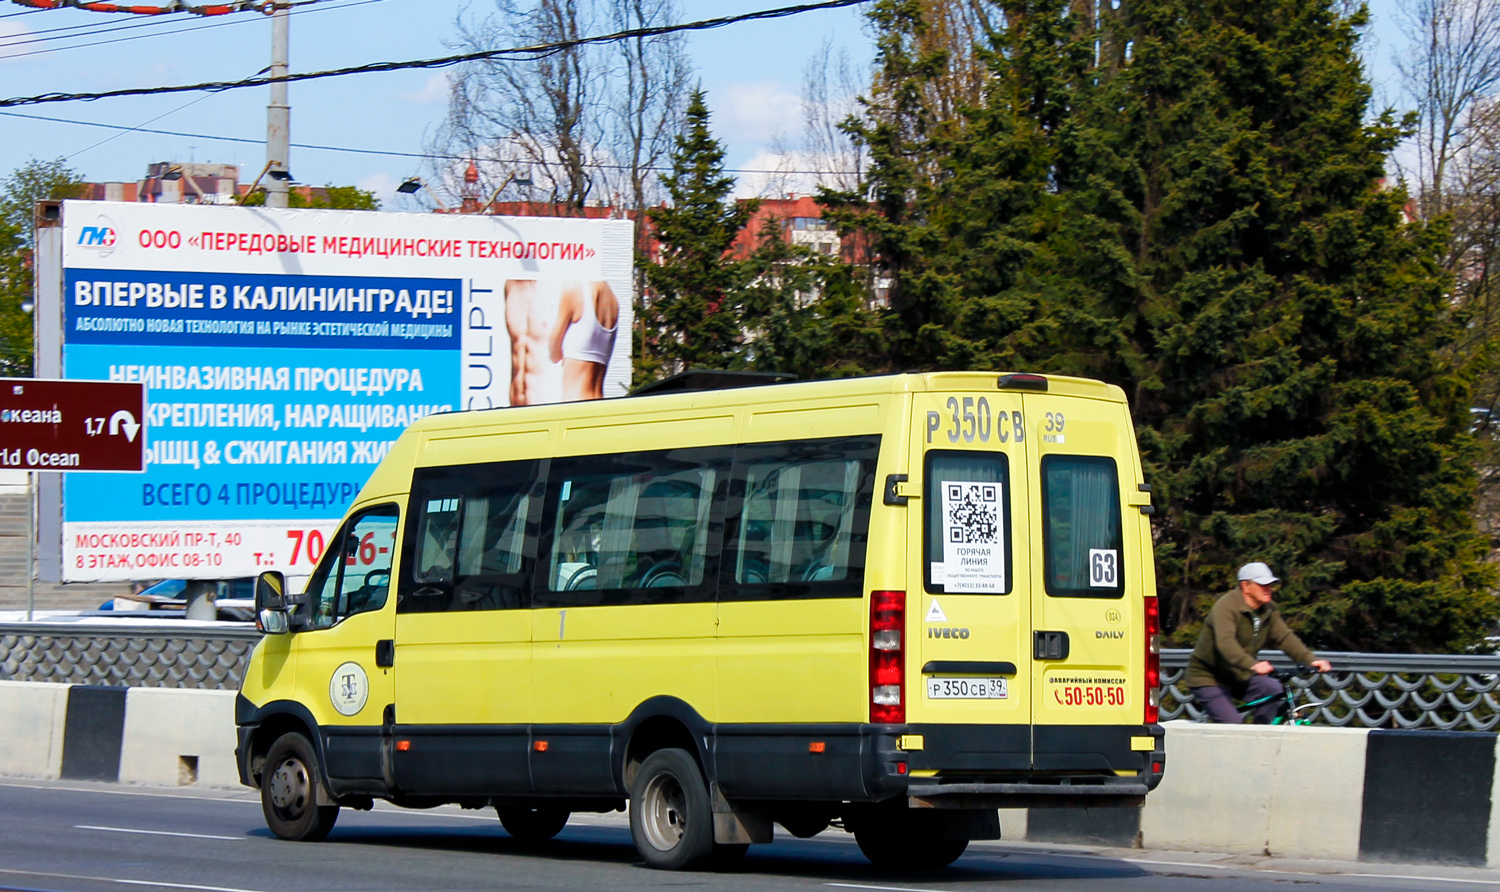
[266,3,291,209]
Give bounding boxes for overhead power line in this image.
[0,108,867,177]
[0,0,378,60]
[0,0,872,107]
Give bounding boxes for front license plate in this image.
[926,677,1008,699]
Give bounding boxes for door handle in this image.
[375,639,395,668]
[1034,630,1070,661]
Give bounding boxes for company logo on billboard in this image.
[77,217,118,256]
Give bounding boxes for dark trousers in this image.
[1191,674,1284,724]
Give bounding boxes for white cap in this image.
[1238,562,1279,585]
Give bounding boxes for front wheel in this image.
[498,805,571,842]
[260,732,339,841]
[629,748,716,870]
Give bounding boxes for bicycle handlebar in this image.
[1270,666,1325,681]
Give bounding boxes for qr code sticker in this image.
[945,484,999,544]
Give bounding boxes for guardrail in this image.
[1162,649,1500,731]
[0,622,258,690]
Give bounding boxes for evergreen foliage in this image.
[240,184,380,210]
[0,158,87,377]
[641,90,758,377]
[831,0,1495,651]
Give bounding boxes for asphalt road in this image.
[2,778,1498,892]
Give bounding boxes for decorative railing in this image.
[3,626,1496,726]
[0,622,258,690]
[1161,649,1500,731]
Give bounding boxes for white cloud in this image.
[731,148,847,200]
[0,20,31,64]
[715,82,801,143]
[358,171,401,210]
[397,72,449,106]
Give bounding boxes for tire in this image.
[498,805,571,842]
[853,820,969,870]
[629,748,716,870]
[261,732,339,842]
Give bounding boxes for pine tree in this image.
[1114,0,1496,650]
[641,91,757,378]
[843,0,1496,650]
[819,0,954,370]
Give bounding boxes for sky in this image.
[0,0,1407,209]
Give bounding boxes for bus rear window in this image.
[1041,455,1124,598]
[924,451,1012,594]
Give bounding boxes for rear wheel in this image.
[629,748,716,870]
[497,805,571,842]
[853,815,969,869]
[261,732,339,842]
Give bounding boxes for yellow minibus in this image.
[237,371,1165,870]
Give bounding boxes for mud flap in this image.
[711,783,772,844]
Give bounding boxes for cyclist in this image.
[1185,562,1332,723]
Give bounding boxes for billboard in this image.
[42,200,633,583]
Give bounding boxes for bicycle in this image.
[1237,667,1323,725]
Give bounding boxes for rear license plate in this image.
[926,677,1008,699]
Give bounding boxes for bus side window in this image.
[722,436,879,601]
[541,447,730,606]
[1041,455,1124,598]
[399,460,544,613]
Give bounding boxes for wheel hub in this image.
[641,774,688,852]
[269,757,309,813]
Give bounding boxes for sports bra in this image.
[560,290,618,365]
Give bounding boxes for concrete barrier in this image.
[1028,721,1500,867]
[2,680,1499,866]
[118,687,239,788]
[0,679,67,779]
[1139,723,1369,861]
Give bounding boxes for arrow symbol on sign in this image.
[109,409,140,442]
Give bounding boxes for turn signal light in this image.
[809,741,826,754]
[395,740,410,752]
[534,740,549,752]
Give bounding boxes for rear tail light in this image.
[1144,595,1161,724]
[870,590,905,724]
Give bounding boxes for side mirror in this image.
[255,571,289,635]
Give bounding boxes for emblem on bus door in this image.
[330,662,369,716]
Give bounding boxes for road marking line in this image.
[116,880,269,892]
[76,825,243,841]
[825,884,934,892]
[0,781,257,804]
[0,867,270,892]
[1347,874,1500,886]
[1127,859,1231,869]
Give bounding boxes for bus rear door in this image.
[1023,392,1142,774]
[906,389,1032,773]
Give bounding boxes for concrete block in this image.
[998,807,1027,840]
[1488,735,1500,868]
[118,687,240,788]
[0,680,68,779]
[1264,725,1368,861]
[1140,721,1367,860]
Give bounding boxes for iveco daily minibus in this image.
[236,371,1165,870]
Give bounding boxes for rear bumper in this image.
[908,779,1149,809]
[894,721,1164,808]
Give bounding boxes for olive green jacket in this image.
[1184,591,1317,688]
